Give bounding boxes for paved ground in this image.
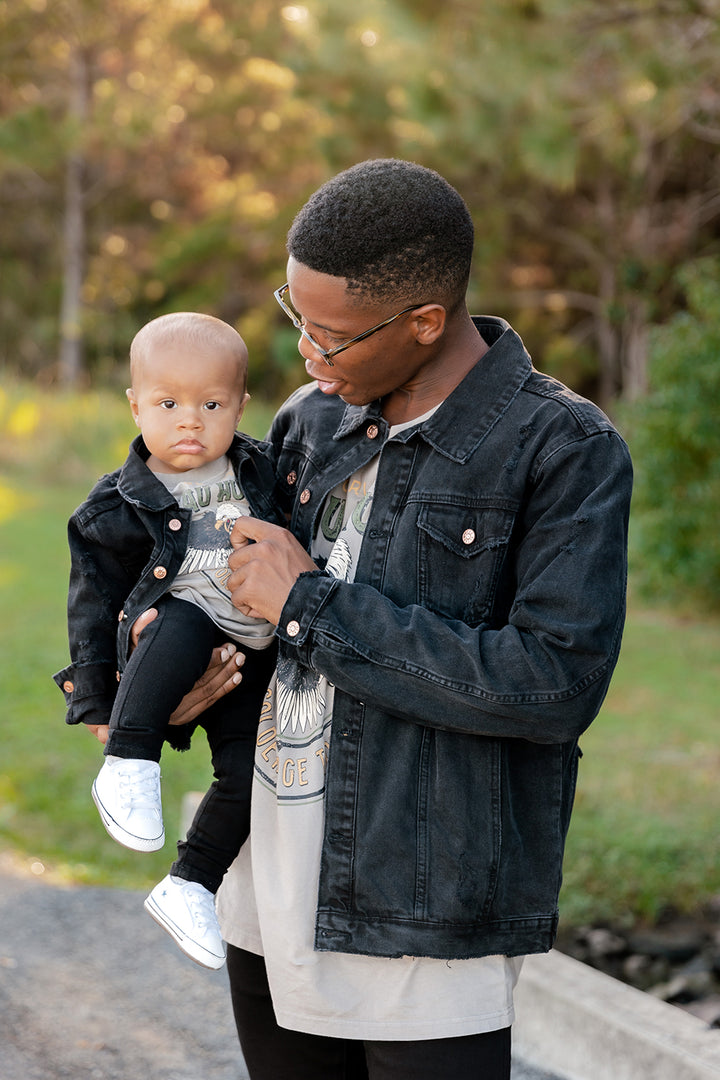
[0,852,560,1080]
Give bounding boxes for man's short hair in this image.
[287,159,474,311]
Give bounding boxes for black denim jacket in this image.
[267,317,633,960]
[53,432,284,728]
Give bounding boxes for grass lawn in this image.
[1,383,719,924]
[561,605,720,925]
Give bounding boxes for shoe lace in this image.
[117,763,160,811]
[183,882,215,931]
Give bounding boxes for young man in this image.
[175,159,632,1078]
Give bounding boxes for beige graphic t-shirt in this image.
[217,415,522,1039]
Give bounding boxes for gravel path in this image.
[0,852,559,1080]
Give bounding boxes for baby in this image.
[54,312,283,969]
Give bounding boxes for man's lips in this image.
[306,362,342,394]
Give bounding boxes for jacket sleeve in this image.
[273,430,632,745]
[52,507,134,727]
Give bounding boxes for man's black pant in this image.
[226,945,512,1080]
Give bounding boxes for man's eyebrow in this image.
[289,296,353,336]
[311,319,346,334]
[300,314,350,337]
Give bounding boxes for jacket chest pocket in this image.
[416,498,517,624]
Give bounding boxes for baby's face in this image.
[127,343,248,474]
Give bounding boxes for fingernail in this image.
[235,653,245,666]
[220,648,229,662]
[232,672,242,684]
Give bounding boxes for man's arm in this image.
[227,433,632,746]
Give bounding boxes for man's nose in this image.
[297,331,331,367]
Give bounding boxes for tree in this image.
[3,0,720,407]
[385,0,720,406]
[625,258,720,609]
[0,0,333,389]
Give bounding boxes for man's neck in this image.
[381,314,489,426]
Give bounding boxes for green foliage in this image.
[624,258,720,611]
[562,606,720,925]
[3,0,720,407]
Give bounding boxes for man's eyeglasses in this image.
[274,283,424,367]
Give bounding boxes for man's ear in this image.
[410,304,446,345]
[126,388,141,427]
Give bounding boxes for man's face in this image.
[285,256,432,407]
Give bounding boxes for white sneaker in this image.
[144,874,226,970]
[92,757,164,852]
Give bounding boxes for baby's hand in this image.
[86,724,110,745]
[131,607,158,646]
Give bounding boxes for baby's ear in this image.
[126,388,141,427]
[237,392,251,422]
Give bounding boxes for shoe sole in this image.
[92,781,165,853]
[144,892,226,970]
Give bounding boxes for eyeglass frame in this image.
[274,283,426,367]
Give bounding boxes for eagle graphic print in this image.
[253,469,376,805]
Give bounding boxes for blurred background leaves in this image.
[2,0,720,610]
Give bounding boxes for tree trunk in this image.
[58,46,89,387]
[620,299,649,401]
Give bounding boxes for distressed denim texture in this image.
[267,317,632,960]
[53,432,284,727]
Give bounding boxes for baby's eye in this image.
[204,400,222,411]
[159,400,177,410]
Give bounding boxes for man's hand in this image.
[128,608,246,727]
[167,642,245,726]
[227,516,317,624]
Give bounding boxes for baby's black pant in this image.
[105,594,276,892]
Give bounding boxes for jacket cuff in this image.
[52,663,118,726]
[274,570,339,651]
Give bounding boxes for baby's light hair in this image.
[130,312,248,391]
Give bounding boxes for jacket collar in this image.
[332,317,532,463]
[115,433,253,510]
